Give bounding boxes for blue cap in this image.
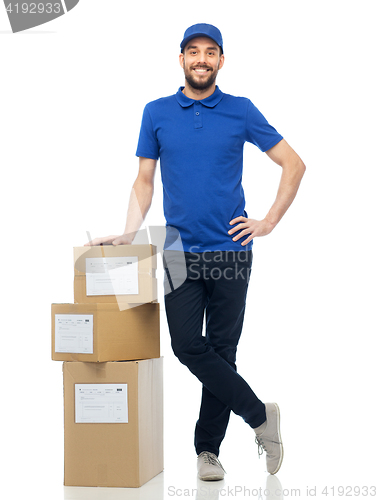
[180,23,223,54]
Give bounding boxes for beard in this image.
[183,62,219,91]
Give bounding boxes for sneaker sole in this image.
[270,402,284,475]
[198,474,224,481]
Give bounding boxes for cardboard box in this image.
[74,245,158,305]
[63,358,164,488]
[52,302,160,362]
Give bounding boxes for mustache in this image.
[191,65,213,71]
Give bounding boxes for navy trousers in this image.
[163,250,266,457]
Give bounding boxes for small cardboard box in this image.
[73,245,158,305]
[63,358,164,488]
[52,302,160,362]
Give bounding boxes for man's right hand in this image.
[84,234,132,246]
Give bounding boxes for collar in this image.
[175,85,224,108]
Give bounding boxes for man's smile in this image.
[192,66,212,75]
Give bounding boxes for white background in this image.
[1,1,377,498]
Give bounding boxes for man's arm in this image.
[228,139,306,245]
[85,157,157,246]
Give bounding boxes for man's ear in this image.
[179,53,185,69]
[219,54,225,70]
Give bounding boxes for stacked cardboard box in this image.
[52,244,163,488]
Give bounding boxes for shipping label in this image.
[75,384,128,423]
[85,256,139,296]
[55,314,93,353]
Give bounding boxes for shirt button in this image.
[196,112,200,115]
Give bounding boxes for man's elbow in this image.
[282,156,306,186]
[296,157,306,178]
[288,153,306,179]
[135,172,155,190]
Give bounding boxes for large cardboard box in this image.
[74,245,158,305]
[63,358,164,488]
[52,302,160,362]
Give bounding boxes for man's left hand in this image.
[228,216,275,246]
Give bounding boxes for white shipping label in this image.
[75,384,128,423]
[55,314,93,354]
[85,256,139,296]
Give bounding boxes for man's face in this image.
[179,37,224,91]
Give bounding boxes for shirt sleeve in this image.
[135,105,160,159]
[245,100,283,152]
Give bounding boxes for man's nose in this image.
[196,52,209,64]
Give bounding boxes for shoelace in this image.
[255,435,281,459]
[199,452,226,473]
[255,436,266,458]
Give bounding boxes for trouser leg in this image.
[163,250,266,455]
[195,250,256,455]
[194,386,232,456]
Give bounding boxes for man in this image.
[87,23,306,480]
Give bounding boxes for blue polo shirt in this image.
[136,86,283,252]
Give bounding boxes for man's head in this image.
[179,23,224,93]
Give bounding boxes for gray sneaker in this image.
[197,451,226,481]
[255,403,283,474]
